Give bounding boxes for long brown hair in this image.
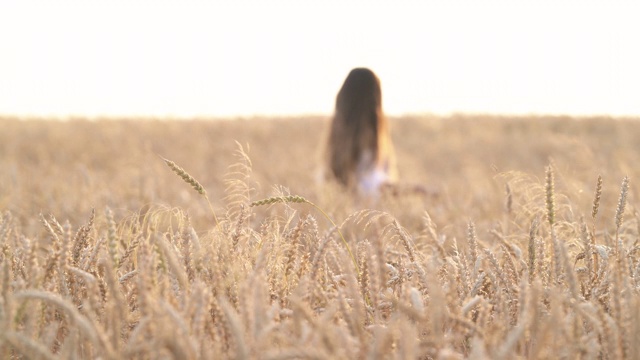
[326,68,395,189]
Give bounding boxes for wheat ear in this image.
[545,165,556,227]
[251,195,359,275]
[161,156,220,229]
[614,176,629,255]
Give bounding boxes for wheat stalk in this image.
[591,175,603,275]
[528,217,539,281]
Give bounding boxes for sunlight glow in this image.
[1,1,639,118]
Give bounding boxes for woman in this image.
[325,68,397,196]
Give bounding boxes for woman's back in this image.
[326,68,397,196]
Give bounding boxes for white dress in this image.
[356,150,394,196]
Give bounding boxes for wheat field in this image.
[1,115,640,359]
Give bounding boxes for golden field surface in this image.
[1,115,640,358]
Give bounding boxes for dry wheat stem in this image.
[591,175,603,275]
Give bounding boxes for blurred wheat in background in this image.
[2,115,640,358]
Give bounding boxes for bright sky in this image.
[1,1,639,118]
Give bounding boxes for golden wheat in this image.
[2,116,640,359]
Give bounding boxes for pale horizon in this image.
[1,1,639,119]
